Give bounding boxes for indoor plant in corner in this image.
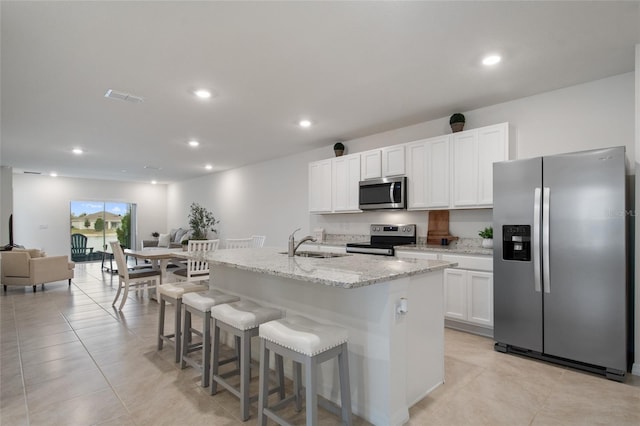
[187,202,220,245]
[479,226,493,249]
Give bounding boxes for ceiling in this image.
[1,1,639,184]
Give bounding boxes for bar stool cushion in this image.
[259,315,348,357]
[182,289,240,312]
[211,300,281,331]
[158,282,207,299]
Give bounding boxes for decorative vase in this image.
[481,238,493,249]
[451,122,465,133]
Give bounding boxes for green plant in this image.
[116,210,131,248]
[151,231,160,238]
[449,113,465,125]
[188,202,219,240]
[478,226,493,239]
[333,142,345,151]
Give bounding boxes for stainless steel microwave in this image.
[359,176,407,210]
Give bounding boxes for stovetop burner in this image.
[346,224,416,256]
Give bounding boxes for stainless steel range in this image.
[346,224,416,256]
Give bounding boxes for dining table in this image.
[123,247,188,284]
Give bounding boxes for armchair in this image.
[1,249,75,292]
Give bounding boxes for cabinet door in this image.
[405,141,428,209]
[360,150,382,180]
[467,271,493,326]
[332,154,361,212]
[477,123,508,206]
[382,145,405,176]
[426,136,450,207]
[406,136,450,209]
[451,130,478,207]
[444,268,467,320]
[308,160,332,213]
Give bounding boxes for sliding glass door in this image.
[70,201,136,262]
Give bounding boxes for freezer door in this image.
[493,157,543,352]
[542,147,626,371]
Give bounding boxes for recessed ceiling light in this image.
[151,180,157,185]
[482,55,501,66]
[72,148,83,155]
[299,119,312,128]
[50,172,58,177]
[194,89,212,99]
[205,164,213,170]
[188,140,200,147]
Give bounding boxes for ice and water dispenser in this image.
[502,225,531,261]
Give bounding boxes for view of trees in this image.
[116,211,131,248]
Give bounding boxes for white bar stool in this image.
[257,315,352,426]
[210,300,284,421]
[157,282,208,363]
[181,290,240,387]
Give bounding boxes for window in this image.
[70,200,137,262]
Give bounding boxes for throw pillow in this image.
[174,228,187,243]
[158,233,171,247]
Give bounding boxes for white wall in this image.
[0,166,13,245]
[168,147,324,248]
[13,174,168,255]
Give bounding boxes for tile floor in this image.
[1,262,639,426]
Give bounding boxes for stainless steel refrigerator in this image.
[493,146,628,380]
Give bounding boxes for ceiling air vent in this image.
[104,89,144,103]
[23,171,42,175]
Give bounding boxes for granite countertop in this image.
[395,244,494,256]
[304,240,493,256]
[206,247,456,289]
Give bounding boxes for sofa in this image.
[1,249,75,292]
[141,227,192,249]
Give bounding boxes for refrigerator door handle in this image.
[542,187,551,293]
[533,187,542,293]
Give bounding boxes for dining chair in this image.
[225,238,253,249]
[110,241,162,310]
[174,239,219,284]
[251,235,266,248]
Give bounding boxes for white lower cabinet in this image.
[444,268,493,327]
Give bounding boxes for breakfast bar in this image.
[206,247,456,426]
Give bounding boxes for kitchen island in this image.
[206,247,456,426]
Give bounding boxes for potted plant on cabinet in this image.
[479,226,493,249]
[333,142,345,157]
[449,113,466,133]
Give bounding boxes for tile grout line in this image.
[10,293,32,426]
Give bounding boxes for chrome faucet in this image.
[288,228,317,257]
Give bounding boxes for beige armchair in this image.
[1,249,75,292]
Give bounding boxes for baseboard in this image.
[444,319,494,338]
[632,362,640,376]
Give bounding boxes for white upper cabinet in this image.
[332,153,361,212]
[309,122,508,213]
[361,145,406,179]
[451,122,508,208]
[382,145,405,177]
[406,136,450,209]
[360,150,382,180]
[477,123,509,205]
[308,159,332,213]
